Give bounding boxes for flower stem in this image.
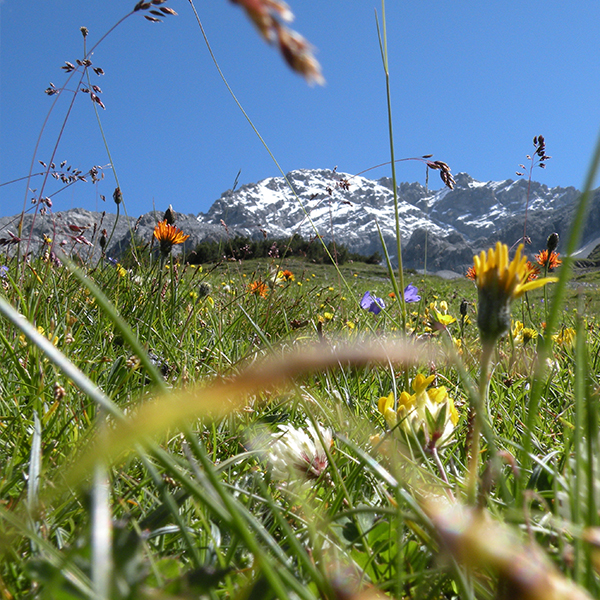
[468,341,494,505]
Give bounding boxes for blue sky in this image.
[2,1,600,220]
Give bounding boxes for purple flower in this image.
[404,284,421,303]
[360,291,385,315]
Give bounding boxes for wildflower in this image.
[378,392,397,428]
[267,422,333,481]
[248,280,268,298]
[360,291,385,315]
[525,261,540,281]
[153,220,190,257]
[115,263,127,278]
[323,312,334,320]
[428,300,456,329]
[466,266,476,280]
[432,311,456,329]
[511,320,538,346]
[378,374,459,449]
[535,249,562,271]
[553,327,576,347]
[404,283,421,303]
[0,266,8,278]
[473,242,558,344]
[273,269,295,284]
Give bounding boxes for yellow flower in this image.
[153,220,190,257]
[323,312,334,320]
[412,373,436,394]
[473,242,558,343]
[379,375,459,449]
[434,311,456,327]
[378,392,397,428]
[553,327,576,347]
[512,320,538,346]
[273,269,295,284]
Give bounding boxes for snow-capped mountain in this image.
[2,169,595,273]
[196,168,587,271]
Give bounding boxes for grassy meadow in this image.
[5,1,600,599]
[1,237,600,599]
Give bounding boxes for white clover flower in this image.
[267,422,333,482]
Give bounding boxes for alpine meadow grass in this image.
[3,1,600,599]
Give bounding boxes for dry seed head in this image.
[80,26,89,38]
[159,6,177,16]
[90,93,105,109]
[54,383,66,401]
[275,23,324,86]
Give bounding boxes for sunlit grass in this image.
[3,1,600,598]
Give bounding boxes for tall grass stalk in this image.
[376,3,407,334]
[520,128,600,497]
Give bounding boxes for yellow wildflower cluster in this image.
[378,374,459,449]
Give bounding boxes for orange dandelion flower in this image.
[248,280,268,298]
[525,261,540,281]
[153,220,189,257]
[465,266,476,280]
[534,249,562,270]
[280,269,295,281]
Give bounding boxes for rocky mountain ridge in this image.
[1,169,598,273]
[196,169,591,271]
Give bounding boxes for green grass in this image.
[4,2,600,597]
[1,246,599,599]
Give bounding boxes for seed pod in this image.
[113,187,123,205]
[546,232,559,254]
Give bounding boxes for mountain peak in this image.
[195,169,589,271]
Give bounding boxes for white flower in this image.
[267,422,333,481]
